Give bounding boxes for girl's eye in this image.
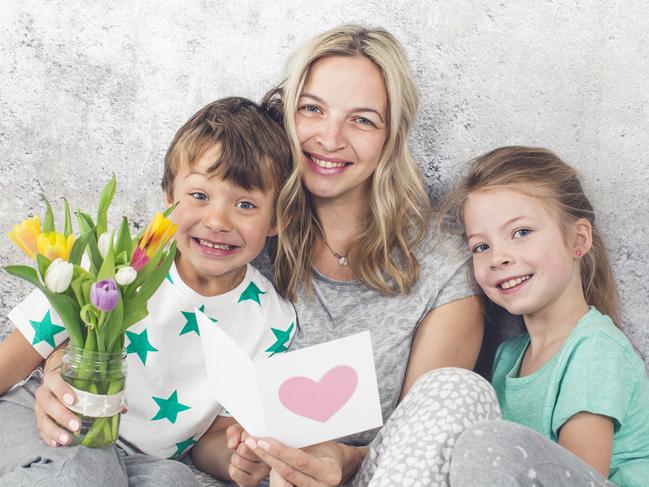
[236,201,256,210]
[190,192,208,201]
[513,228,532,239]
[471,243,489,254]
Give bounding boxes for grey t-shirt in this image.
[255,225,477,446]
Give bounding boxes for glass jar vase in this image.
[61,345,127,448]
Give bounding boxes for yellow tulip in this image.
[131,212,176,270]
[8,216,41,259]
[37,231,75,261]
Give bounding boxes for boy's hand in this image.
[34,356,80,447]
[227,424,270,486]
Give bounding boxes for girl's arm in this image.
[0,329,44,395]
[558,412,614,477]
[400,295,483,398]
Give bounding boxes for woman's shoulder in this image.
[416,216,471,268]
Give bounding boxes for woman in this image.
[229,25,497,487]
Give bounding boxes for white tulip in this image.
[115,266,137,286]
[97,232,112,258]
[44,258,74,293]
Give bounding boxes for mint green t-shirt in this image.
[492,307,649,486]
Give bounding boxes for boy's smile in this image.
[167,144,276,296]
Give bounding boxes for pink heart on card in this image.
[278,365,358,423]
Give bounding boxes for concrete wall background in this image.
[1,1,647,361]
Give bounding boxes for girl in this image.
[444,146,649,487]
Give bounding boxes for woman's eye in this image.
[353,116,375,127]
[300,104,321,114]
[513,228,532,239]
[236,201,256,210]
[190,192,208,201]
[472,243,489,254]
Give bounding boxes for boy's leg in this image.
[0,376,128,486]
[352,367,502,487]
[450,420,614,486]
[123,453,203,487]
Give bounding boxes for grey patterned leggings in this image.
[352,367,501,487]
[351,367,613,487]
[450,420,615,487]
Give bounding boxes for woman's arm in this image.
[400,295,483,399]
[244,438,365,486]
[244,295,484,486]
[558,412,613,477]
[0,329,44,395]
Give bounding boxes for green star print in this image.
[125,328,158,365]
[179,304,217,336]
[151,390,191,423]
[29,310,65,348]
[265,322,295,355]
[172,435,197,459]
[237,281,266,305]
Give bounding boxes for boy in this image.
[0,97,295,485]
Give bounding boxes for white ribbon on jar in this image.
[66,385,126,417]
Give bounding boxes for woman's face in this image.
[295,55,388,204]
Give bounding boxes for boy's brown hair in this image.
[162,97,291,201]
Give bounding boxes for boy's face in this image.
[166,144,277,296]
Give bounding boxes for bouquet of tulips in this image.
[6,176,177,447]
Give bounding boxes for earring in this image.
[576,250,582,257]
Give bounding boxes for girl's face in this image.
[295,54,388,204]
[464,187,583,320]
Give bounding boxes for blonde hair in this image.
[439,146,621,325]
[265,24,432,301]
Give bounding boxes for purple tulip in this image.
[90,279,119,312]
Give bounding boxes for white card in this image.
[196,309,383,448]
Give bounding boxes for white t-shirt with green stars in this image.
[9,262,296,459]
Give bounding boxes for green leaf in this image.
[69,228,94,266]
[43,198,55,233]
[96,175,116,236]
[77,211,95,233]
[122,242,176,329]
[114,217,133,259]
[36,254,52,282]
[103,297,124,352]
[5,265,85,349]
[97,238,116,281]
[114,251,128,266]
[70,266,93,308]
[78,212,101,274]
[163,201,179,218]
[63,198,73,238]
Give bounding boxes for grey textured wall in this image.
[1,1,648,362]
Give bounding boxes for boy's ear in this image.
[572,218,593,258]
[267,222,278,238]
[164,192,174,208]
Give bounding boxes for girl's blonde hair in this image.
[439,146,621,325]
[265,24,432,301]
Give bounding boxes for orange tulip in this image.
[131,212,176,270]
[8,216,41,259]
